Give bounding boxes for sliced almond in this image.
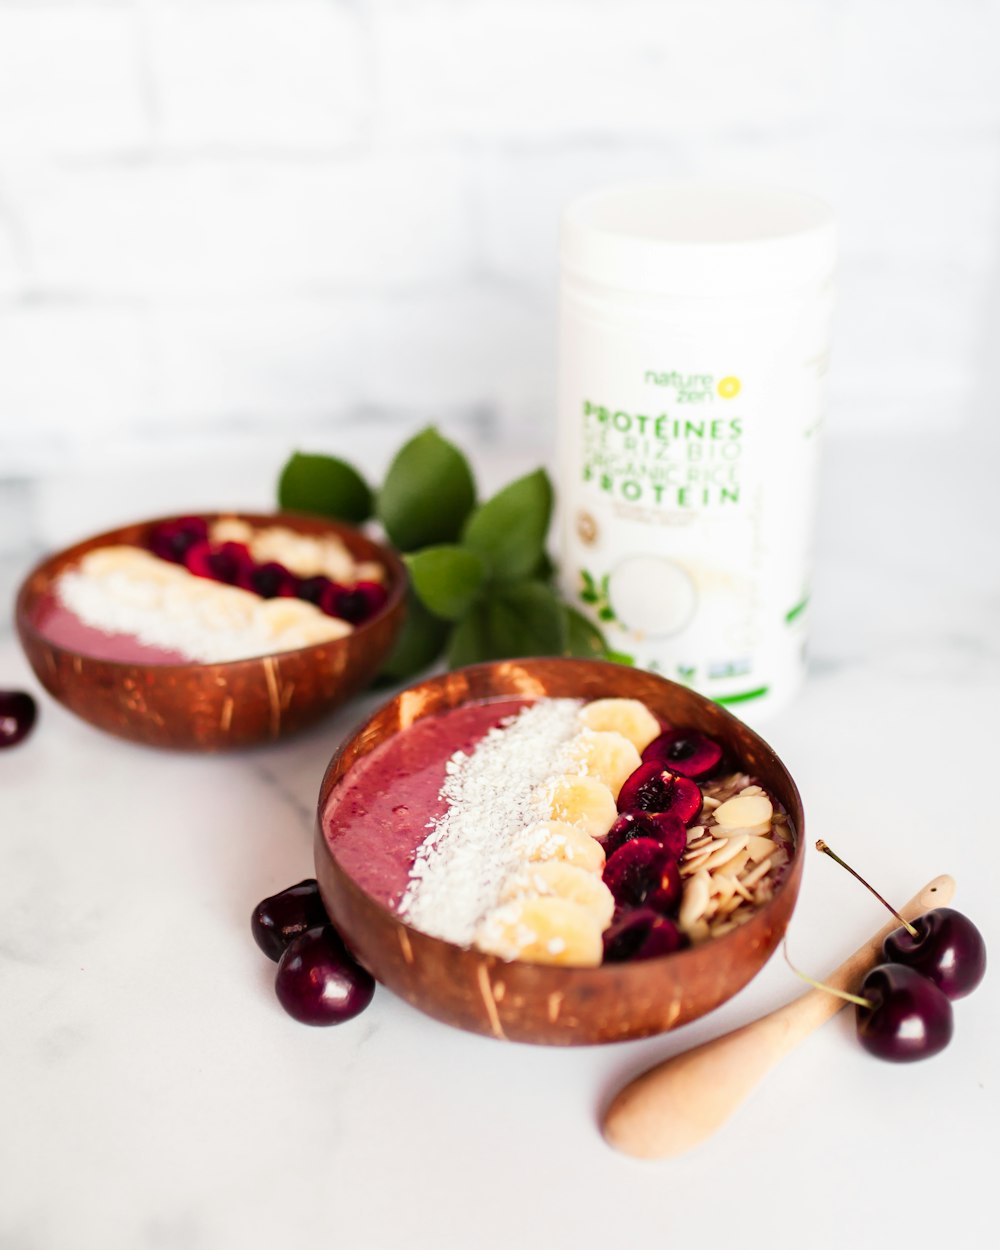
[747,835,778,863]
[699,834,750,872]
[713,793,773,831]
[716,848,751,878]
[678,872,711,931]
[741,856,775,889]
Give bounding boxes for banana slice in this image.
[501,861,615,929]
[80,546,181,583]
[281,617,353,649]
[474,897,604,966]
[578,697,661,753]
[560,729,641,800]
[538,774,617,840]
[512,821,606,874]
[254,597,328,636]
[209,516,253,544]
[354,560,386,584]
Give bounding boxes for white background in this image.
[2,3,1000,498]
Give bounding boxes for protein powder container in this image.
[557,182,836,721]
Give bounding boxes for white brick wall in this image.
[2,0,1000,506]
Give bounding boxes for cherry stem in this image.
[814,839,919,937]
[782,940,874,1009]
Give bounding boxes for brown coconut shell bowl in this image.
[15,511,406,751]
[316,658,804,1046]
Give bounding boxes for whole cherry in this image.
[0,690,37,749]
[855,963,954,1062]
[883,908,986,1001]
[252,879,330,962]
[817,841,987,1002]
[275,926,375,1026]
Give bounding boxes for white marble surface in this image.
[1,437,997,1250]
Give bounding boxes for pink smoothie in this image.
[323,698,533,911]
[32,593,191,665]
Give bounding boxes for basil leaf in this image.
[278,452,373,523]
[377,428,476,551]
[461,468,553,583]
[562,606,609,659]
[448,580,566,667]
[378,590,449,681]
[405,545,486,622]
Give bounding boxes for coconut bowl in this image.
[15,511,406,751]
[315,658,804,1046]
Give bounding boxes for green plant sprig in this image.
[277,427,609,680]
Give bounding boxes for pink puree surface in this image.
[324,698,532,911]
[32,593,190,665]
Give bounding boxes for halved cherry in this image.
[240,561,297,599]
[149,516,208,564]
[602,811,687,859]
[602,838,682,914]
[185,540,253,585]
[603,908,686,963]
[617,761,703,825]
[642,727,723,779]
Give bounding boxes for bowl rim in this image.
[315,657,804,980]
[14,508,408,675]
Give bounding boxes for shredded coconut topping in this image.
[398,699,584,945]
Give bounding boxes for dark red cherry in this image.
[855,963,954,1062]
[240,561,297,599]
[882,908,987,1001]
[0,690,37,748]
[252,879,329,962]
[642,727,723,779]
[148,516,208,564]
[322,580,388,624]
[602,811,687,859]
[603,908,686,963]
[617,762,703,825]
[185,540,253,585]
[297,574,333,606]
[602,838,682,913]
[275,926,375,1026]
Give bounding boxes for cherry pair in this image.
[251,880,374,1026]
[809,842,986,1062]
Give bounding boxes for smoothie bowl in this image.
[315,659,804,1045]
[15,512,405,750]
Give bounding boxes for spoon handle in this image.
[602,873,955,1159]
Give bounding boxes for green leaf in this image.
[405,545,486,622]
[461,469,553,583]
[378,590,449,682]
[377,428,476,551]
[278,452,373,523]
[448,580,566,668]
[562,606,609,659]
[606,650,636,667]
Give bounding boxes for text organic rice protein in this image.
[557,183,836,721]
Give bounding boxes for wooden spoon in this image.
[603,873,955,1159]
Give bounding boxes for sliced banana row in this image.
[68,545,352,660]
[209,517,385,585]
[474,698,664,968]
